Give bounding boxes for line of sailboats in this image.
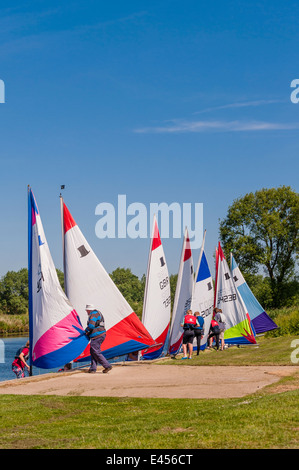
[28,186,277,372]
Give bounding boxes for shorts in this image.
[183,330,194,345]
[12,365,25,379]
[219,329,225,340]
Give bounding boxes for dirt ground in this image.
[0,363,297,399]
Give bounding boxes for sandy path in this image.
[0,363,297,399]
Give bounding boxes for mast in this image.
[27,185,33,377]
[59,185,66,293]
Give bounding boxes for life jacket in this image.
[211,319,220,333]
[183,314,197,330]
[15,346,29,361]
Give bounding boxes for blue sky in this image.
[0,0,298,279]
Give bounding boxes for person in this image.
[85,304,112,373]
[207,319,221,350]
[12,341,30,379]
[193,311,205,355]
[213,308,226,351]
[180,309,198,359]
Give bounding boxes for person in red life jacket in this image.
[180,309,199,359]
[207,319,221,350]
[12,341,30,379]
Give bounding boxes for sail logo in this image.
[0,80,4,103]
[95,195,203,249]
[290,79,299,103]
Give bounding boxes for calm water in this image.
[0,336,63,382]
[0,336,135,382]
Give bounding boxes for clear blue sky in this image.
[0,0,298,279]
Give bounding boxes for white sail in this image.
[168,228,193,355]
[28,188,88,369]
[142,215,171,359]
[191,230,214,349]
[61,199,155,361]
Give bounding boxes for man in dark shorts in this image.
[180,310,199,359]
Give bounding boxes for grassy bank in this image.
[0,313,29,335]
[0,335,298,449]
[0,374,298,449]
[161,334,299,366]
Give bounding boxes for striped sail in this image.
[61,199,155,361]
[168,228,193,355]
[142,215,171,360]
[215,243,256,345]
[231,254,277,334]
[191,230,214,350]
[28,188,88,369]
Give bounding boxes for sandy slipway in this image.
[0,363,297,398]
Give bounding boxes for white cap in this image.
[85,304,95,311]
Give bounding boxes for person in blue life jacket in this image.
[180,309,199,359]
[193,312,205,355]
[85,304,112,373]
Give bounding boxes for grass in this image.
[0,335,298,449]
[0,383,298,449]
[160,334,299,366]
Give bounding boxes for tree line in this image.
[0,186,298,316]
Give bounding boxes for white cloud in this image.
[193,99,285,115]
[134,119,299,134]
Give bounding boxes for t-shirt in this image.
[214,312,226,330]
[12,346,29,370]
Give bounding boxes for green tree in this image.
[0,269,29,315]
[110,267,145,318]
[219,186,299,307]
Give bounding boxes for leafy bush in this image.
[265,306,299,337]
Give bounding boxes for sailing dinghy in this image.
[215,242,256,345]
[191,230,214,350]
[231,253,277,334]
[168,228,193,356]
[141,215,171,359]
[28,187,88,369]
[61,198,155,361]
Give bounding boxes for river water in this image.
[0,336,62,382]
[0,336,94,382]
[0,336,135,382]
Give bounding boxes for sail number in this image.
[159,276,169,290]
[163,295,171,308]
[218,293,236,303]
